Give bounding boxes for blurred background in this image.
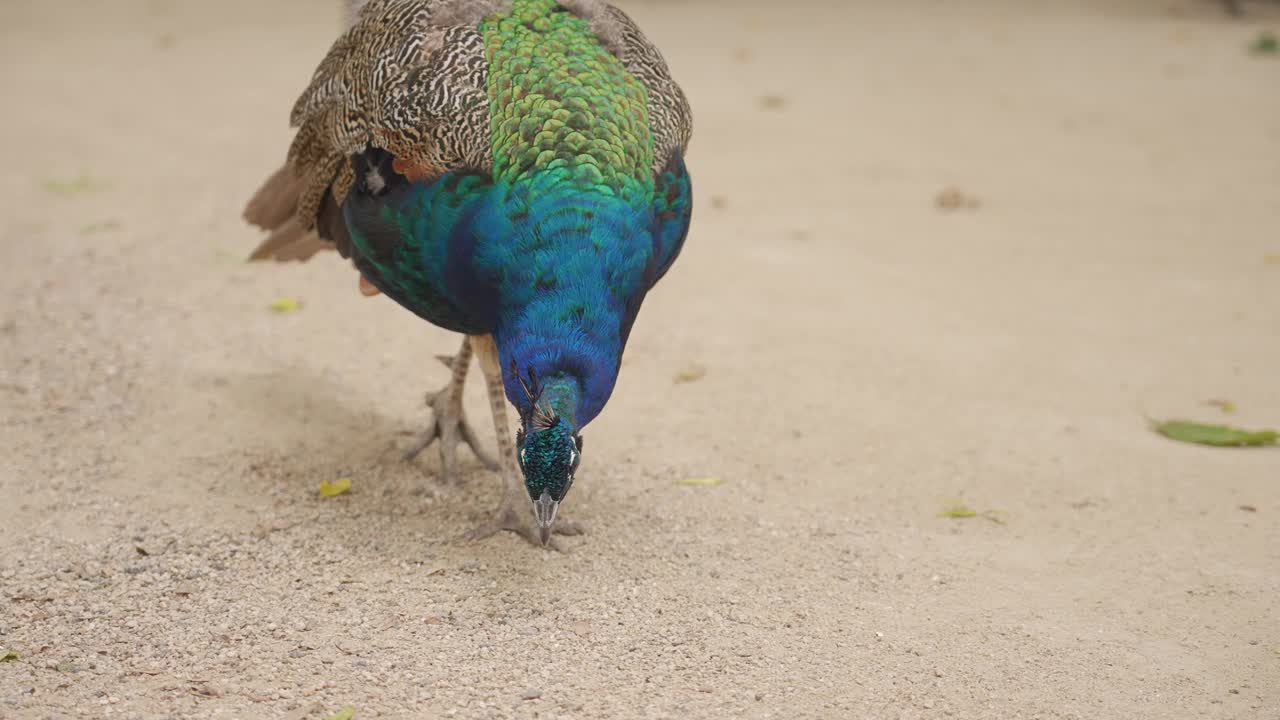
[2,1,1278,718]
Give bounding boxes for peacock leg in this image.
[403,337,499,481]
[466,335,584,549]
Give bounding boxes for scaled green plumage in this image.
[481,0,653,194]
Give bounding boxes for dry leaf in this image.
[320,479,352,497]
[270,297,302,313]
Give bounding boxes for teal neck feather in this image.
[539,376,581,430]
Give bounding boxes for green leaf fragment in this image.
[937,503,978,519]
[1250,31,1278,55]
[270,297,302,313]
[938,502,1005,523]
[42,175,109,195]
[326,707,358,720]
[0,650,18,662]
[78,220,121,235]
[1151,419,1278,447]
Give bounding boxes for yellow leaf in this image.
[78,220,121,235]
[938,501,1007,523]
[937,503,977,519]
[319,478,352,497]
[673,364,707,384]
[270,297,302,313]
[42,174,109,196]
[326,707,357,720]
[675,477,723,487]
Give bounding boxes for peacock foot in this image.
[465,487,585,551]
[403,354,499,482]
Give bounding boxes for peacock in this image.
[243,0,693,547]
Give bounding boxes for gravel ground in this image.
[2,0,1279,718]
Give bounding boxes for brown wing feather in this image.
[243,0,499,264]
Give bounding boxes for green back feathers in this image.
[480,0,654,194]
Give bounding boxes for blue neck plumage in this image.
[489,186,653,429]
[494,298,625,431]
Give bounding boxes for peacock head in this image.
[513,365,582,545]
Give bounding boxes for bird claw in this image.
[403,370,500,481]
[465,497,585,551]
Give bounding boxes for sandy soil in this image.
[2,0,1279,718]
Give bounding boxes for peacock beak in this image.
[532,490,559,545]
